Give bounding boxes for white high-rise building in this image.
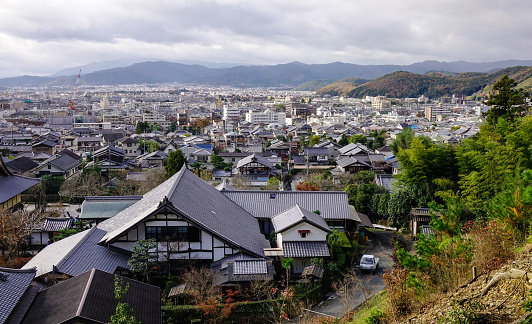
[223,105,240,121]
[245,108,286,125]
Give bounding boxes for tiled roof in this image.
[0,175,40,204]
[57,228,130,277]
[21,269,161,324]
[236,153,272,169]
[222,190,351,220]
[271,204,332,234]
[336,156,370,168]
[5,156,38,173]
[215,178,238,191]
[301,265,324,278]
[98,167,266,258]
[80,196,142,220]
[233,259,268,275]
[0,267,36,324]
[56,149,81,160]
[304,147,329,156]
[42,218,73,232]
[339,143,369,155]
[46,154,80,172]
[282,241,330,258]
[349,206,374,228]
[22,228,130,277]
[22,230,91,277]
[93,145,126,158]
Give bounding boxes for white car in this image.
[359,254,380,273]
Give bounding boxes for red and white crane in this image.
[69,69,81,110]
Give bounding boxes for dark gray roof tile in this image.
[282,241,330,258]
[0,175,40,204]
[42,218,72,232]
[99,167,265,258]
[222,190,350,220]
[21,269,161,324]
[271,204,332,233]
[0,267,36,324]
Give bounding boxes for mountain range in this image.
[1,60,532,88]
[317,66,532,99]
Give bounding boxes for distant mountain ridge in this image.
[317,66,532,98]
[2,60,532,88]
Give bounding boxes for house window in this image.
[298,229,310,238]
[146,226,201,242]
[47,165,51,169]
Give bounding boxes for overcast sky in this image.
[0,0,531,78]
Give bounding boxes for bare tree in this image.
[0,207,60,259]
[240,280,275,301]
[332,268,374,317]
[159,238,186,275]
[181,267,220,303]
[59,172,107,197]
[136,167,165,194]
[230,175,253,190]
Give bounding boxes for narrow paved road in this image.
[310,229,396,318]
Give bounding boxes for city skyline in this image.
[0,0,531,78]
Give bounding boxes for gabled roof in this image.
[98,167,265,258]
[5,156,38,173]
[37,154,80,173]
[93,145,126,158]
[349,206,374,228]
[222,190,351,220]
[215,178,238,191]
[271,204,332,234]
[236,153,272,169]
[56,149,81,160]
[0,158,40,204]
[315,140,342,149]
[339,142,369,155]
[0,267,36,324]
[21,268,161,324]
[336,156,371,168]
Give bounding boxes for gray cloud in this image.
[0,0,531,77]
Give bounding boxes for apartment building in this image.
[245,109,286,125]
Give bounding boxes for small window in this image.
[47,165,51,169]
[298,229,310,238]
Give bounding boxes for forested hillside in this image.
[317,66,532,98]
[344,76,532,323]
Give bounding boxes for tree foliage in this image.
[127,238,158,283]
[109,276,141,324]
[348,134,367,145]
[165,149,186,178]
[41,175,65,195]
[296,181,319,191]
[484,75,530,126]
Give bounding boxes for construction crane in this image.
[69,69,81,110]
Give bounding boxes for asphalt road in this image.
[310,229,396,319]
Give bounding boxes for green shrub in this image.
[365,310,385,324]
